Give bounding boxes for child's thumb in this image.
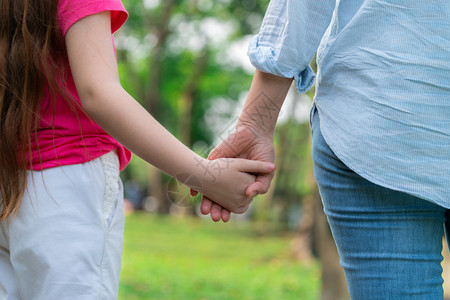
[238,159,276,174]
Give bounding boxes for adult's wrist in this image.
[236,117,275,140]
[236,70,292,138]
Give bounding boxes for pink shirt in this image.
[29,0,132,171]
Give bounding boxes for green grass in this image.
[119,213,320,300]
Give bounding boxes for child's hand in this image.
[192,158,276,214]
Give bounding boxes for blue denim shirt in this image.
[249,0,450,208]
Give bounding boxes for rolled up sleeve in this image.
[248,0,336,93]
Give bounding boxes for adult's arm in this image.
[200,70,292,222]
[201,0,337,221]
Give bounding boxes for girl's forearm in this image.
[81,83,204,186]
[80,83,277,213]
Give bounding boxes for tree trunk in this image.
[291,194,314,262]
[144,0,176,214]
[178,51,208,148]
[175,51,208,215]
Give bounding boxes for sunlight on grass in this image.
[119,213,320,300]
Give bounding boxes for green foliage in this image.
[119,213,320,299]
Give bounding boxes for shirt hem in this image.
[314,102,449,210]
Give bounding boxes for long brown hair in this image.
[0,0,66,220]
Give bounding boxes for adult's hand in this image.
[193,70,292,222]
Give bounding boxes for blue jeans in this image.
[311,106,448,299]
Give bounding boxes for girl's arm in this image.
[65,11,275,213]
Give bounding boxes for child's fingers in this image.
[236,159,276,174]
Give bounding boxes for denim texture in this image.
[311,105,448,299]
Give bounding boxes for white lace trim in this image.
[99,151,120,226]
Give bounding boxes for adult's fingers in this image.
[245,173,274,197]
[200,197,213,215]
[204,199,231,222]
[208,126,253,160]
[190,189,198,197]
[221,209,231,222]
[210,203,223,222]
[208,145,234,160]
[200,196,230,223]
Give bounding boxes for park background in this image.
[115,0,450,299]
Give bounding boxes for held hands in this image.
[192,124,276,222]
[191,156,275,215]
[189,71,290,222]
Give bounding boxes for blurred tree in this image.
[273,95,314,227]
